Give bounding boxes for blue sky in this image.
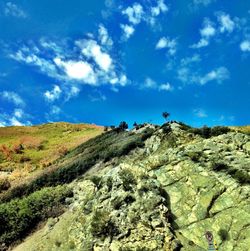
[0,0,250,127]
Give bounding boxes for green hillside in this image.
[0,122,103,188]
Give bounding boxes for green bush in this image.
[188,126,230,138]
[0,178,11,192]
[91,209,119,237]
[119,169,136,191]
[212,162,250,185]
[0,185,72,246]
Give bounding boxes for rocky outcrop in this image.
[13,123,250,251]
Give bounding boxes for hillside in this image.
[0,122,103,192]
[0,122,250,251]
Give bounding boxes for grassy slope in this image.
[0,126,154,248]
[231,125,250,134]
[0,122,103,183]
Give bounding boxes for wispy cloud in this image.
[199,67,230,85]
[0,108,31,127]
[122,3,144,25]
[192,13,238,49]
[178,66,230,85]
[4,2,27,18]
[217,13,235,33]
[8,30,128,88]
[193,108,208,118]
[159,83,173,91]
[44,85,62,102]
[98,24,113,48]
[120,1,168,40]
[0,91,25,107]
[240,40,250,52]
[143,78,173,91]
[156,37,177,55]
[191,19,216,48]
[88,90,107,102]
[120,24,135,40]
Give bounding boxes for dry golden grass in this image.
[0,122,103,186]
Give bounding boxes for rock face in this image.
[14,123,250,251]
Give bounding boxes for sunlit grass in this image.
[0,122,103,182]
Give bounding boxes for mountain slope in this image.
[2,123,250,251]
[0,122,103,190]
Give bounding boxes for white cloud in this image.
[193,108,207,118]
[9,117,24,126]
[151,0,168,16]
[180,54,201,66]
[44,85,62,102]
[120,24,135,40]
[159,83,173,91]
[14,109,23,118]
[145,78,157,88]
[0,109,31,127]
[199,67,230,85]
[191,19,216,48]
[89,91,107,102]
[122,3,144,25]
[77,40,112,72]
[156,37,177,55]
[1,91,25,107]
[4,2,27,18]
[218,13,235,33]
[70,86,80,96]
[144,78,173,91]
[50,106,61,115]
[54,57,97,84]
[178,66,230,85]
[98,25,113,48]
[9,33,127,89]
[200,22,216,37]
[240,40,250,52]
[0,122,7,127]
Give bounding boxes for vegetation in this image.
[119,169,137,191]
[91,209,119,237]
[211,162,250,184]
[0,185,72,247]
[188,126,231,138]
[0,122,103,184]
[162,112,170,121]
[0,128,154,203]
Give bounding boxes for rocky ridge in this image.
[14,123,250,251]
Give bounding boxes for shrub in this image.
[0,185,72,246]
[20,136,44,150]
[0,145,13,161]
[0,178,11,192]
[188,126,230,138]
[211,162,228,171]
[211,126,231,136]
[19,156,31,163]
[12,144,24,154]
[89,175,102,188]
[218,229,229,241]
[58,146,69,157]
[187,152,200,162]
[91,210,118,237]
[161,123,172,134]
[119,169,136,191]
